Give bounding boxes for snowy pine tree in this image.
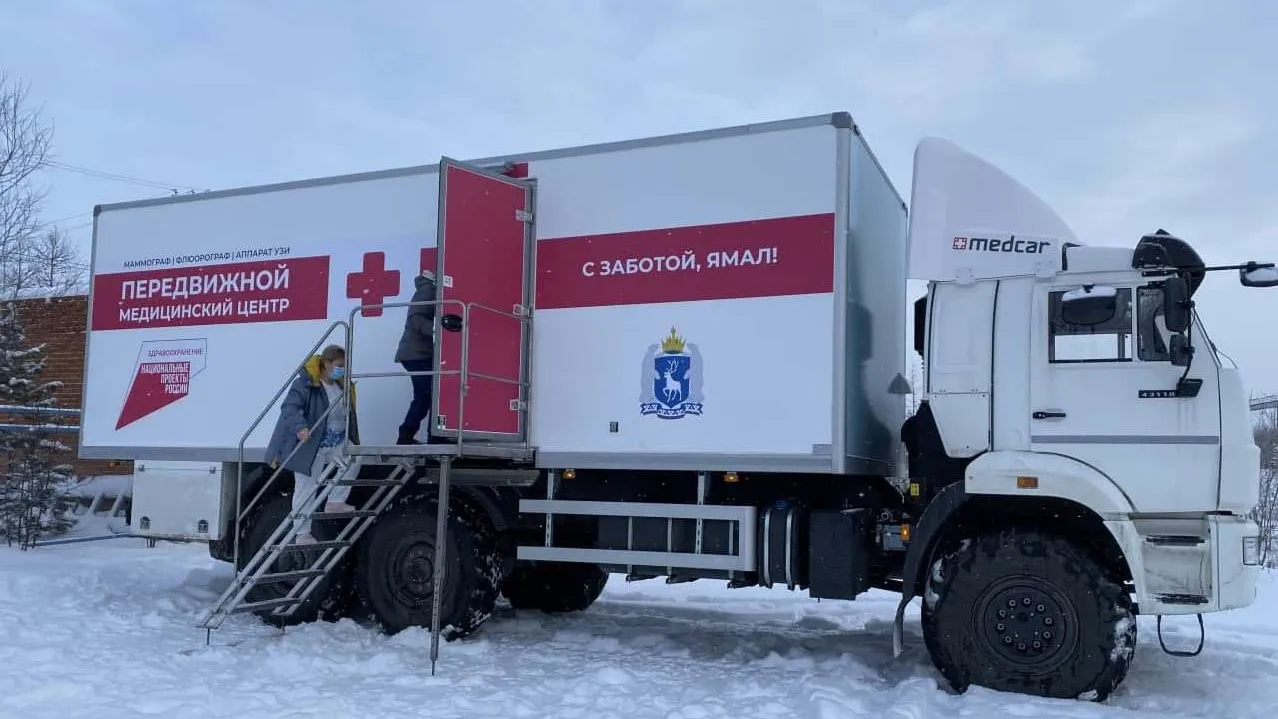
[0,303,75,548]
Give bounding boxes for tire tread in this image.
[922,529,1136,701]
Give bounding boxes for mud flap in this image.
[892,597,910,657]
[891,482,969,657]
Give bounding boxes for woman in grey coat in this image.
[263,344,361,543]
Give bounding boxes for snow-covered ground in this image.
[2,539,1276,719]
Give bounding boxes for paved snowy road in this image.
[1,540,1276,719]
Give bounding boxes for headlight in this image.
[1242,537,1260,566]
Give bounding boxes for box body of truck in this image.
[80,112,909,538]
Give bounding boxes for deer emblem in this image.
[640,328,704,419]
[660,358,684,404]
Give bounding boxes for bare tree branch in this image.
[9,227,88,297]
[0,70,52,223]
[0,73,84,299]
[1250,408,1278,566]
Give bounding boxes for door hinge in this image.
[515,209,533,223]
[512,303,529,317]
[509,399,527,411]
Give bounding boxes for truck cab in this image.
[898,137,1266,699]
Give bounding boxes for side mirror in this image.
[440,314,463,333]
[1240,263,1278,288]
[1060,285,1118,326]
[1169,332,1193,367]
[1162,276,1191,333]
[912,296,927,358]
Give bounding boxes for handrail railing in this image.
[235,392,349,547]
[229,297,532,569]
[342,298,531,455]
[233,320,350,569]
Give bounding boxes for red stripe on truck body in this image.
[534,213,835,310]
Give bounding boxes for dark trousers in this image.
[398,358,433,439]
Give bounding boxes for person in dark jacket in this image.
[264,344,360,543]
[394,270,437,444]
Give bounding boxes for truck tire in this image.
[237,491,354,627]
[921,529,1136,701]
[354,495,501,639]
[501,562,609,613]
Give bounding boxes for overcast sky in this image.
[3,0,1276,396]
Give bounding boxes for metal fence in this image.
[1252,395,1278,412]
[0,404,80,434]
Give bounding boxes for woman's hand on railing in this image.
[297,428,311,442]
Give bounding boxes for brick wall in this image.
[1,295,132,477]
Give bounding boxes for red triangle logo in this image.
[116,361,191,429]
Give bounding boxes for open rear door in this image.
[432,158,534,443]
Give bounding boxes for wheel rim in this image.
[386,535,439,609]
[972,575,1078,673]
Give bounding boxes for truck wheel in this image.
[921,529,1136,701]
[354,495,501,639]
[501,562,609,613]
[237,491,353,627]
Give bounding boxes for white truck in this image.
[79,113,1272,701]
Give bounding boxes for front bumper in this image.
[1213,514,1261,612]
[1107,514,1259,615]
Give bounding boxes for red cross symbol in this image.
[346,251,401,317]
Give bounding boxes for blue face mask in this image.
[330,366,345,381]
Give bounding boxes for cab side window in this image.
[1048,288,1133,363]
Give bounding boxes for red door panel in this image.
[433,159,531,440]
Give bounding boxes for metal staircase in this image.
[197,297,536,673]
[196,450,416,632]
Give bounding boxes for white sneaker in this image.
[325,501,357,514]
[295,532,317,544]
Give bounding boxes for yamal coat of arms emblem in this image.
[639,327,704,419]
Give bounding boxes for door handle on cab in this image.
[1032,410,1067,420]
